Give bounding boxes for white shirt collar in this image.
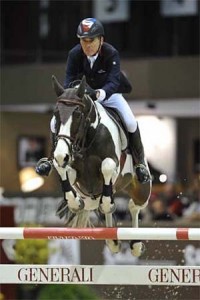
[87,53,98,62]
[87,53,98,68]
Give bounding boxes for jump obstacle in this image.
[0,227,199,286]
[0,227,199,240]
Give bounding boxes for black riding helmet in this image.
[77,18,104,39]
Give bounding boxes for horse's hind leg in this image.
[127,178,151,257]
[128,199,147,256]
[100,158,121,253]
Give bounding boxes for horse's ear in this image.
[52,75,65,97]
[76,76,86,98]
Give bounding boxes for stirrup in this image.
[135,164,151,184]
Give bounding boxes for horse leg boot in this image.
[128,125,151,184]
[35,133,56,176]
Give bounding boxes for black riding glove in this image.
[85,85,97,101]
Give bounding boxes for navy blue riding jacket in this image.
[64,42,132,100]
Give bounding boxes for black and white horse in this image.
[52,75,152,256]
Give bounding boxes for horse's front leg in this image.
[54,163,84,216]
[100,158,121,253]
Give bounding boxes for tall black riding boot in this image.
[128,126,151,184]
[35,133,56,176]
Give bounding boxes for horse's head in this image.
[52,76,98,168]
[52,75,92,116]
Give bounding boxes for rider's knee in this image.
[126,118,137,133]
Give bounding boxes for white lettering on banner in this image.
[149,268,200,284]
[18,267,94,283]
[47,236,95,240]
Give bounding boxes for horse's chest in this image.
[71,156,103,195]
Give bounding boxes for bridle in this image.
[56,95,101,160]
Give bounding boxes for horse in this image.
[51,75,152,257]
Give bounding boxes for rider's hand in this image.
[85,85,97,101]
[96,91,100,99]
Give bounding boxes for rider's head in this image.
[77,18,104,56]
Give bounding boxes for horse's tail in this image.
[56,199,91,227]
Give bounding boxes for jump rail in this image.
[0,227,199,240]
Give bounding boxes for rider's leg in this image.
[99,94,151,184]
[35,116,56,176]
[128,128,150,183]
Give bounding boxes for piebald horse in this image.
[52,75,151,256]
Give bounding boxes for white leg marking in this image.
[67,194,83,212]
[67,166,77,186]
[129,199,148,257]
[100,158,116,214]
[53,159,67,180]
[101,158,116,184]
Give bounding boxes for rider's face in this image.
[80,37,103,56]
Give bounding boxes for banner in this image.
[160,0,198,17]
[0,265,199,285]
[93,0,130,23]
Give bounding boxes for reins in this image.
[56,95,101,159]
[58,98,85,108]
[71,95,101,158]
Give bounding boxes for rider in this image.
[36,18,150,184]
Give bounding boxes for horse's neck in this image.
[95,102,110,122]
[89,101,100,128]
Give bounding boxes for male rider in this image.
[36,18,150,184]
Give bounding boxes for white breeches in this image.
[98,93,137,133]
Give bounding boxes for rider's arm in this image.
[64,46,82,89]
[96,49,121,101]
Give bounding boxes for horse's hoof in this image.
[130,241,146,257]
[78,199,85,210]
[99,202,116,214]
[106,239,121,253]
[68,198,85,213]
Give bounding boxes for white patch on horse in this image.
[54,119,72,167]
[101,157,119,190]
[95,102,122,159]
[66,166,77,186]
[88,97,99,129]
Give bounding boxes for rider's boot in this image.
[35,133,56,176]
[128,125,151,184]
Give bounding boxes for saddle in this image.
[104,107,128,151]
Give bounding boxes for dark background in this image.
[1,0,199,64]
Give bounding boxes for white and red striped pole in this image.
[0,227,199,240]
